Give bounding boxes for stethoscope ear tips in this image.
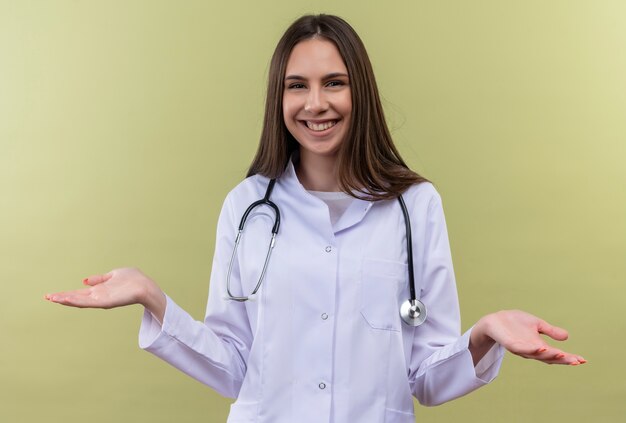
[400,299,427,327]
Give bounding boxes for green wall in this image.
[1,1,624,421]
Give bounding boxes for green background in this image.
[1,0,624,421]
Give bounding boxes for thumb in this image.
[83,272,113,286]
[538,320,569,341]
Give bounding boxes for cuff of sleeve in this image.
[416,328,473,376]
[412,326,505,406]
[415,326,505,382]
[471,327,506,382]
[138,295,185,350]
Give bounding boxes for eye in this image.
[326,80,344,87]
[287,82,306,89]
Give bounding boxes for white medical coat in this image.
[139,158,505,423]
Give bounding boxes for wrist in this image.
[472,314,496,347]
[469,315,497,366]
[138,279,166,320]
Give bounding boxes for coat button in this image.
[321,313,329,320]
[325,246,332,253]
[318,382,326,390]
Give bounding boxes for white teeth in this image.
[306,120,337,131]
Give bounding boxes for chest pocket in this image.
[360,258,407,332]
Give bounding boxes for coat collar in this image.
[278,152,374,234]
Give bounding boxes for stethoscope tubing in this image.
[397,195,416,303]
[225,178,427,326]
[226,179,280,302]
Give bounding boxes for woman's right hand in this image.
[45,267,166,322]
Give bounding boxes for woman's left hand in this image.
[469,310,586,366]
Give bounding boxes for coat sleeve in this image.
[407,188,505,406]
[138,194,252,398]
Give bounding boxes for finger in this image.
[522,354,579,365]
[551,355,585,365]
[516,347,553,360]
[540,358,578,365]
[45,288,93,303]
[555,352,587,365]
[507,340,547,357]
[83,272,113,286]
[537,320,569,341]
[523,346,562,360]
[517,343,587,365]
[539,351,584,365]
[531,348,567,361]
[61,294,103,309]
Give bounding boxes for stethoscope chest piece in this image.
[400,298,427,327]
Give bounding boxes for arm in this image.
[45,194,253,398]
[407,189,505,406]
[408,187,585,406]
[138,194,253,397]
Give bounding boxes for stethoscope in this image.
[225,179,427,327]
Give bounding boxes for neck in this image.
[296,150,340,192]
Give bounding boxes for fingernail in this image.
[569,362,579,366]
[555,353,565,359]
[579,359,587,364]
[83,278,89,285]
[537,347,547,353]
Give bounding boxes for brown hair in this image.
[247,14,428,200]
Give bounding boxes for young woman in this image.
[46,14,585,423]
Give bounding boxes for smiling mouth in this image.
[305,120,338,132]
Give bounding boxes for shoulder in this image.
[222,174,272,209]
[214,174,271,226]
[227,174,270,198]
[402,181,443,211]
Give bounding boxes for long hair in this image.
[247,14,428,200]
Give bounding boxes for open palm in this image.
[45,267,151,309]
[481,310,586,365]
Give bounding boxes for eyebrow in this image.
[284,72,349,81]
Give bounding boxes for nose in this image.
[304,86,328,114]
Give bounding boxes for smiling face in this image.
[282,38,352,165]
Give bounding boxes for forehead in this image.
[285,38,347,75]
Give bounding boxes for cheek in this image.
[282,98,296,122]
[281,104,299,136]
[340,95,352,119]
